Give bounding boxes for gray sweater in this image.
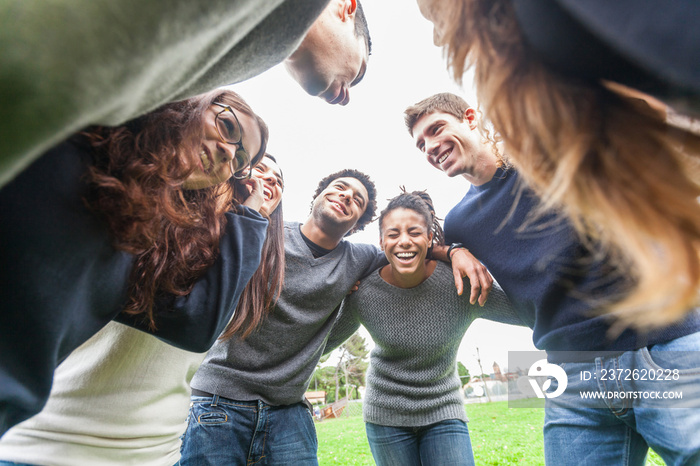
[190,222,386,405]
[325,262,525,427]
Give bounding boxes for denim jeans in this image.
[544,331,700,466]
[365,419,475,466]
[179,395,318,465]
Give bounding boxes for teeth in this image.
[200,150,210,170]
[396,252,416,258]
[438,150,450,164]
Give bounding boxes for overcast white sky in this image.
[232,1,538,376]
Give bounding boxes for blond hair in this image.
[434,0,700,330]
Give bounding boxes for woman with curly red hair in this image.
[0,88,270,437]
[0,154,286,465]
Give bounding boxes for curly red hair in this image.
[83,89,269,329]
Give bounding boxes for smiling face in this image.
[182,105,263,190]
[284,0,368,106]
[380,207,433,286]
[312,176,369,234]
[251,156,284,216]
[411,109,497,186]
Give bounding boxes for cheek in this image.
[265,196,281,214]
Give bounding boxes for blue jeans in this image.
[365,419,475,466]
[179,395,318,465]
[544,331,700,466]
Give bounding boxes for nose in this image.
[398,232,412,246]
[425,138,440,157]
[339,87,350,106]
[217,143,235,165]
[338,190,352,204]
[261,171,276,186]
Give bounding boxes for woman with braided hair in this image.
[324,189,525,466]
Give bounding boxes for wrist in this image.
[447,242,466,260]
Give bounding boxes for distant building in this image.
[305,391,326,405]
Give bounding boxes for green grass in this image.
[315,401,666,465]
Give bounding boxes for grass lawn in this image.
[315,401,666,465]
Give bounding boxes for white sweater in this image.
[0,322,205,466]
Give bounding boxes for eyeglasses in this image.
[212,102,252,180]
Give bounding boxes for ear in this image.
[340,0,357,20]
[464,107,477,130]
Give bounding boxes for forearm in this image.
[476,283,528,327]
[115,206,268,352]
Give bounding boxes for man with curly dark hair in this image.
[180,168,380,465]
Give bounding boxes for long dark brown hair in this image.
[83,89,269,330]
[220,154,285,340]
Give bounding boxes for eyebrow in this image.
[257,160,284,183]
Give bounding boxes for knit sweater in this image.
[324,262,524,427]
[190,222,387,405]
[0,0,330,187]
[443,167,700,362]
[0,323,204,466]
[0,140,268,436]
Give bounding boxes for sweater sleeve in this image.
[323,298,361,355]
[0,0,330,188]
[115,206,268,352]
[471,281,527,327]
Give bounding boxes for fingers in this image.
[241,177,264,211]
[450,248,492,305]
[453,268,464,296]
[347,280,361,296]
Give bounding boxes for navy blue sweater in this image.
[444,167,700,361]
[0,141,267,436]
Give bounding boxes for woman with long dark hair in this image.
[0,89,270,436]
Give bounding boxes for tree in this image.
[457,361,471,385]
[333,332,369,401]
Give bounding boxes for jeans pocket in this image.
[197,410,229,425]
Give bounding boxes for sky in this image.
[231,0,538,377]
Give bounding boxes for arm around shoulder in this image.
[115,206,269,352]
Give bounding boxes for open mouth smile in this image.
[330,200,348,215]
[437,148,452,165]
[394,251,418,262]
[200,147,215,173]
[263,186,273,201]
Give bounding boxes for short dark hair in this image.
[404,92,470,136]
[312,168,377,235]
[354,1,372,56]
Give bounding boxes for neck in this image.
[380,259,437,289]
[300,218,345,250]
